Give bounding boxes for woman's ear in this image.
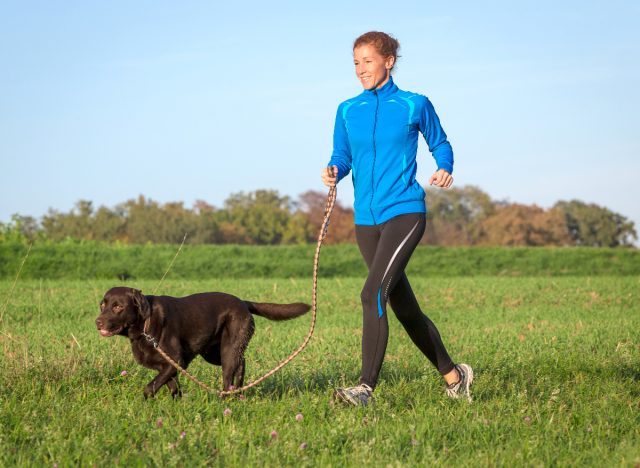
[131,288,151,320]
[386,55,395,70]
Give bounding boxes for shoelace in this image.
[351,384,372,396]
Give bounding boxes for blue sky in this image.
[1,1,639,236]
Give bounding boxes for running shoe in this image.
[333,383,373,406]
[445,363,474,402]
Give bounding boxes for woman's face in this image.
[353,44,395,90]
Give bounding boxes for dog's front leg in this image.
[144,365,178,399]
[166,377,182,398]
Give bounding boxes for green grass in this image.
[1,276,638,466]
[1,241,640,279]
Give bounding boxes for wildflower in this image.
[523,416,532,425]
[180,431,186,439]
[295,413,303,422]
[299,442,308,450]
[156,418,163,428]
[223,408,232,417]
[270,430,278,440]
[120,370,128,376]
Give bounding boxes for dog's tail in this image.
[244,301,311,321]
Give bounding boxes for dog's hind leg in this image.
[220,345,237,391]
[220,315,254,391]
[234,356,246,389]
[233,318,254,389]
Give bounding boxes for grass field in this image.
[1,275,639,466]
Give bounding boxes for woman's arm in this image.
[420,97,454,188]
[326,103,353,184]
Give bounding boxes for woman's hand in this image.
[321,166,338,187]
[428,169,453,188]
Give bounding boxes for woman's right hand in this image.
[321,166,338,187]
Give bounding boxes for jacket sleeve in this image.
[419,97,454,174]
[327,103,352,183]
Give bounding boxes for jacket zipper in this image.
[370,90,379,224]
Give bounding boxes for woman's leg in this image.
[355,213,428,389]
[354,222,384,389]
[388,274,455,376]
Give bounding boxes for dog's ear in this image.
[131,288,151,320]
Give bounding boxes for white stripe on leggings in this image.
[381,219,421,285]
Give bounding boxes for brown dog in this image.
[95,287,310,398]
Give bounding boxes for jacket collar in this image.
[362,75,398,99]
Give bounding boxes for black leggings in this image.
[355,213,455,389]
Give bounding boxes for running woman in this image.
[322,31,473,406]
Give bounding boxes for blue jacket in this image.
[328,76,454,225]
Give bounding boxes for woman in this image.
[322,31,473,406]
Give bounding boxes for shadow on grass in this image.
[247,370,340,398]
[248,366,444,399]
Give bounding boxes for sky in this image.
[1,0,639,237]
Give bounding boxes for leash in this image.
[143,186,337,397]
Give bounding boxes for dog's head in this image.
[95,287,151,337]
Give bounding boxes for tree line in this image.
[1,186,636,247]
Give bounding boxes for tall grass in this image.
[1,241,639,279]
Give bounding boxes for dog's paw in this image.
[143,384,156,399]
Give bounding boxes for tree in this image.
[297,190,356,244]
[189,203,221,244]
[93,206,127,241]
[41,200,97,240]
[8,186,637,247]
[0,214,40,242]
[223,190,294,244]
[423,186,495,245]
[119,196,201,244]
[475,204,571,246]
[555,200,637,247]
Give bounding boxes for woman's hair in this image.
[353,31,400,69]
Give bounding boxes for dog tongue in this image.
[99,329,112,337]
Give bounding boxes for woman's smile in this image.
[353,44,394,90]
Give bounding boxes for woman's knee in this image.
[360,282,379,311]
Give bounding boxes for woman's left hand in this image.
[428,169,453,188]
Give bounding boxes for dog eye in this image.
[113,305,124,313]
